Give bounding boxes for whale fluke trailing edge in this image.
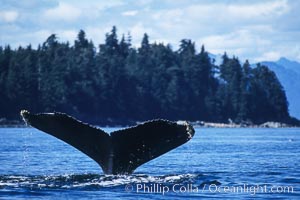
[20,110,195,174]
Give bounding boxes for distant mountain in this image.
[208,53,223,66]
[260,58,300,119]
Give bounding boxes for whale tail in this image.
[20,110,195,174]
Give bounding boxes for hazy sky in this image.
[1,0,300,62]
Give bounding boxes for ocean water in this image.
[0,127,299,199]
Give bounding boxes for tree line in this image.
[0,26,297,125]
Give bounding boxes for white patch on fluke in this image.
[177,121,195,139]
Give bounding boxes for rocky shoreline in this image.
[1,118,298,128]
[190,121,296,128]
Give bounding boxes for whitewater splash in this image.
[0,173,220,190]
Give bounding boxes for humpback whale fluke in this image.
[20,110,195,174]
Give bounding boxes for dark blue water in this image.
[0,128,299,199]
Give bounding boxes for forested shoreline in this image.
[0,26,298,125]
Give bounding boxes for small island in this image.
[0,27,299,127]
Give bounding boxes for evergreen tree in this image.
[38,34,68,112]
[251,65,289,122]
[67,30,96,118]
[237,60,252,122]
[0,46,13,117]
[0,26,296,125]
[218,55,243,121]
